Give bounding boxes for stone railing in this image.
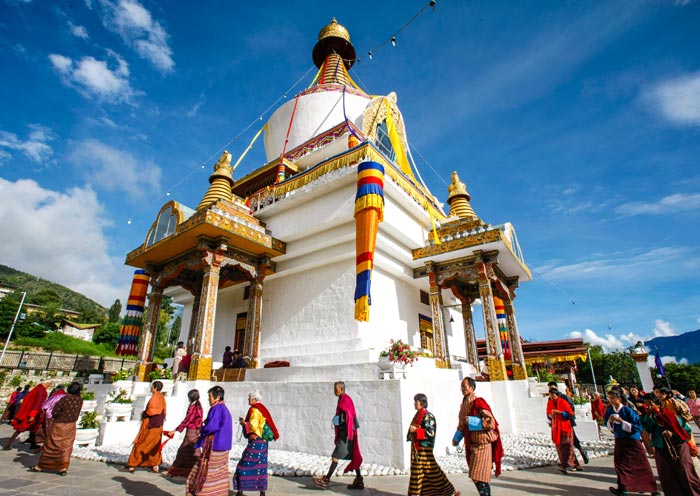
[0,350,136,373]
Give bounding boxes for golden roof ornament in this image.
[446,171,479,221]
[196,151,235,211]
[312,18,356,70]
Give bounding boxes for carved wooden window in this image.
[418,313,433,352]
[419,290,430,306]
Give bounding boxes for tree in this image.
[108,299,122,323]
[576,345,640,388]
[28,289,62,307]
[653,362,700,393]
[0,291,23,337]
[93,322,121,347]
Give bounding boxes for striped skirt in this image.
[187,450,230,496]
[168,428,200,477]
[409,446,456,496]
[233,438,268,491]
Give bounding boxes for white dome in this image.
[263,88,370,162]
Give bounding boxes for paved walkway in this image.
[1,424,689,495]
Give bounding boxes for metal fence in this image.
[0,350,136,373]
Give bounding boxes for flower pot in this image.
[104,402,133,422]
[88,373,104,384]
[153,379,174,396]
[74,428,99,447]
[81,400,97,412]
[110,380,133,397]
[377,357,408,379]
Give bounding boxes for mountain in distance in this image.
[0,264,107,320]
[645,328,700,365]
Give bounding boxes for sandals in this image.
[312,476,329,488]
[58,470,67,477]
[151,466,160,473]
[28,466,42,473]
[120,466,135,473]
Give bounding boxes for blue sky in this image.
[1,0,699,353]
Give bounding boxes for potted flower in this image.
[104,388,134,422]
[80,390,97,413]
[110,368,134,397]
[75,410,100,447]
[378,339,418,378]
[148,367,174,396]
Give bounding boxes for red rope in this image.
[276,94,300,183]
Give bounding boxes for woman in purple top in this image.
[163,389,203,478]
[186,386,233,496]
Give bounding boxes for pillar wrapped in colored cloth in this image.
[353,161,384,322]
[494,296,511,360]
[116,270,149,356]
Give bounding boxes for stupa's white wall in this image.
[264,89,370,162]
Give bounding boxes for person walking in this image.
[173,342,187,377]
[3,381,51,450]
[234,390,279,496]
[31,381,83,476]
[1,387,22,423]
[162,389,203,478]
[685,390,700,432]
[641,393,700,496]
[455,377,503,496]
[605,387,660,496]
[547,381,589,463]
[122,381,167,473]
[408,393,460,496]
[313,381,364,490]
[547,387,580,473]
[187,386,233,496]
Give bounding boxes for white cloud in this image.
[652,319,677,337]
[186,94,206,117]
[537,246,695,282]
[67,139,162,201]
[0,178,132,307]
[569,329,643,353]
[99,0,174,73]
[646,354,687,368]
[647,72,700,125]
[49,51,138,103]
[616,192,700,216]
[68,21,89,40]
[0,124,55,163]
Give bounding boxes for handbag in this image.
[262,422,275,442]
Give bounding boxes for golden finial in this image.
[196,151,234,211]
[312,18,356,69]
[446,171,479,221]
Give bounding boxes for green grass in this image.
[13,332,124,357]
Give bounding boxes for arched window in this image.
[146,206,177,246]
[375,120,396,162]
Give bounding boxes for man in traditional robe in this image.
[455,377,503,496]
[313,381,364,490]
[122,380,166,472]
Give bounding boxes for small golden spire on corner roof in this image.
[446,171,480,221]
[196,151,235,211]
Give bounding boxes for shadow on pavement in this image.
[280,476,406,496]
[113,475,175,496]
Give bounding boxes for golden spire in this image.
[196,151,234,211]
[446,171,479,221]
[312,18,356,71]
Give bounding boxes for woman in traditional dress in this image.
[122,380,166,473]
[30,382,83,476]
[162,389,203,478]
[641,393,700,496]
[605,387,660,496]
[35,385,67,448]
[546,387,580,473]
[407,393,460,496]
[3,381,51,450]
[234,390,279,496]
[187,385,233,496]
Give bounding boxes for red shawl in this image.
[653,405,690,442]
[547,396,574,445]
[247,402,279,441]
[409,407,428,452]
[11,384,47,433]
[463,397,504,477]
[336,393,363,472]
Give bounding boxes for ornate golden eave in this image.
[125,199,285,269]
